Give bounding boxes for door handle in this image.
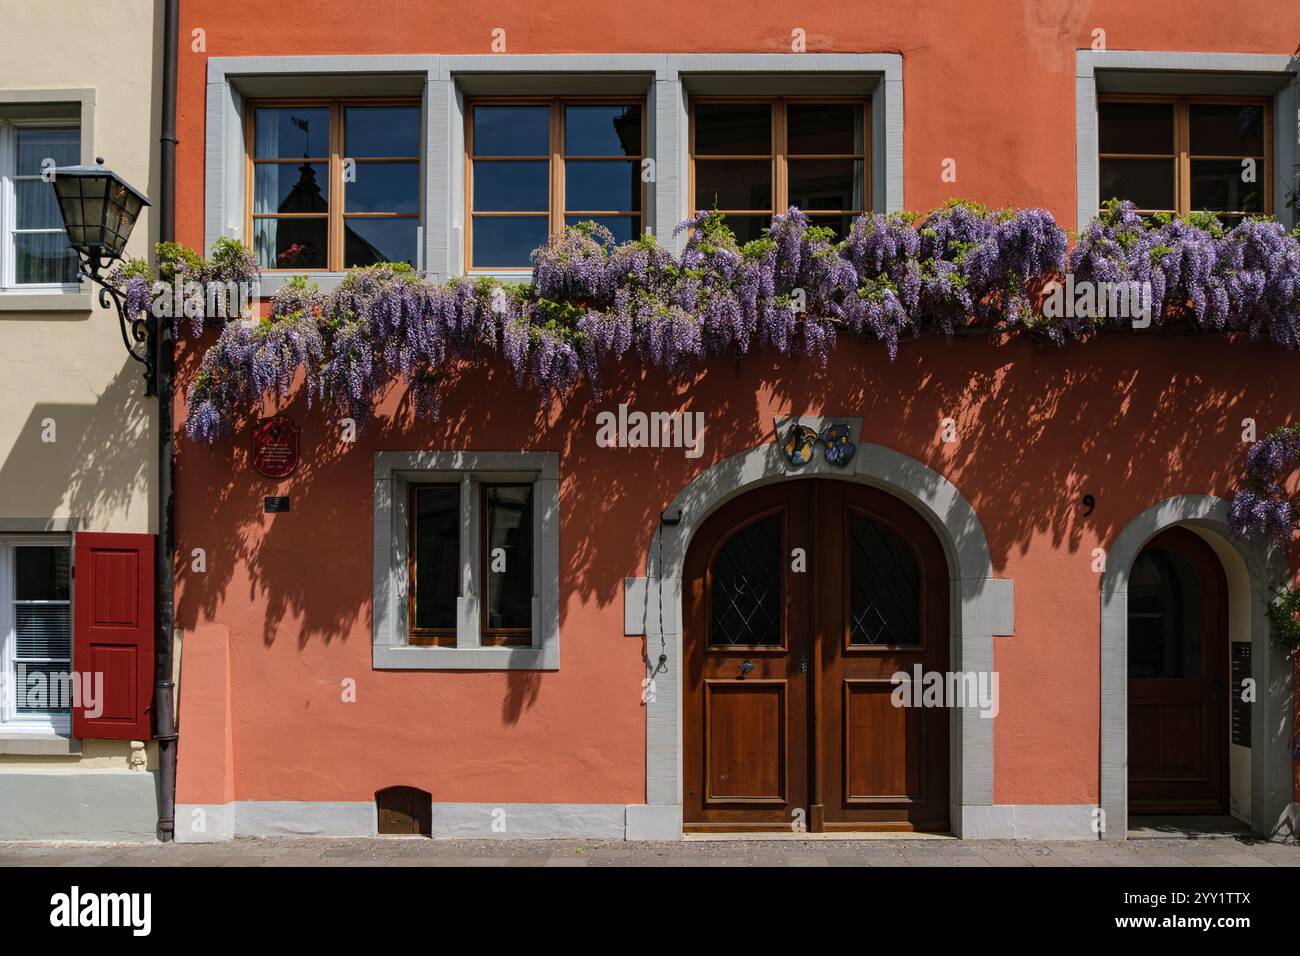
[797,653,808,674]
[738,660,753,677]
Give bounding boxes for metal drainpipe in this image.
[154,0,180,842]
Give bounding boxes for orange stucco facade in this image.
[169,1,1300,836]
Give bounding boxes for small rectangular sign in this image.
[264,496,290,513]
[1231,642,1251,748]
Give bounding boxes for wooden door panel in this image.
[705,681,786,802]
[843,679,925,803]
[1130,702,1206,780]
[86,645,141,725]
[819,481,950,830]
[684,483,810,830]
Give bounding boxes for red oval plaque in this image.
[252,415,300,479]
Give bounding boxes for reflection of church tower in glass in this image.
[612,107,639,156]
[344,221,388,267]
[274,160,328,267]
[280,161,327,215]
[282,152,388,267]
[273,132,391,268]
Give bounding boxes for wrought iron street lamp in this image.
[50,158,155,394]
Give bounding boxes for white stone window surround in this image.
[204,54,905,292]
[373,451,559,670]
[0,532,73,736]
[0,89,95,311]
[0,519,81,753]
[1076,50,1300,233]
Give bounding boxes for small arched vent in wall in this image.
[376,786,432,836]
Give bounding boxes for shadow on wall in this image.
[0,359,154,531]
[171,328,1297,718]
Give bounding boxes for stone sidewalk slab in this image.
[0,835,1296,867]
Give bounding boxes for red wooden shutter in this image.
[72,532,155,740]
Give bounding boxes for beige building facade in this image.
[0,0,160,839]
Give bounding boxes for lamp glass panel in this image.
[52,178,86,230]
[81,181,110,244]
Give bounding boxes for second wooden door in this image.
[1128,527,1229,814]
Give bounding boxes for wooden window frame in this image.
[1098,93,1273,217]
[479,482,534,647]
[688,96,872,234]
[407,483,458,648]
[246,97,422,273]
[465,96,647,272]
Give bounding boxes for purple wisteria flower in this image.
[169,206,1299,457]
[1229,425,1300,543]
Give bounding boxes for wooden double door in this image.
[683,479,950,832]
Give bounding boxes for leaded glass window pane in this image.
[848,511,920,645]
[709,513,782,647]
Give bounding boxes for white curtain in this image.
[252,110,279,215]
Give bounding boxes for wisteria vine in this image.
[1068,203,1300,347]
[1229,424,1300,543]
[117,200,1300,542]
[1231,425,1300,646]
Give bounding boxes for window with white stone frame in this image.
[466,98,646,270]
[0,536,73,735]
[1097,95,1271,225]
[1075,50,1299,234]
[0,120,81,292]
[372,451,559,670]
[203,55,904,288]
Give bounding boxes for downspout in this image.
[154,0,180,842]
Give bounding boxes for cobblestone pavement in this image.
[2,835,1298,867]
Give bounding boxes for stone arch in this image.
[1099,495,1294,840]
[623,425,1014,839]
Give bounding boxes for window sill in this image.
[0,292,93,313]
[257,272,348,296]
[374,643,558,671]
[256,271,537,294]
[0,733,80,755]
[465,270,534,284]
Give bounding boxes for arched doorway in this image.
[1127,527,1229,815]
[681,478,950,832]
